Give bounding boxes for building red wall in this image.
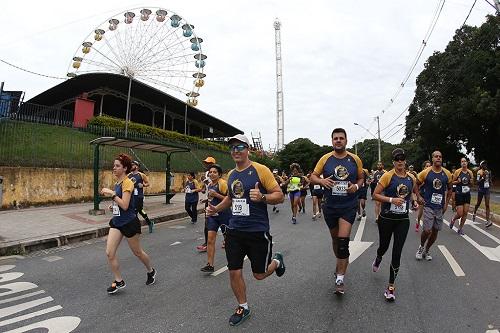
[73,98,94,128]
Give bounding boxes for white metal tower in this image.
[274,18,284,150]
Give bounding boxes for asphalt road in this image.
[470,190,500,204]
[1,197,500,333]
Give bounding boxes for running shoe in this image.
[362,210,366,217]
[485,221,493,228]
[334,279,345,295]
[146,268,156,285]
[317,213,322,219]
[416,245,424,260]
[372,256,382,272]
[148,219,155,233]
[229,306,251,326]
[291,217,297,224]
[191,219,197,224]
[107,280,126,294]
[472,213,476,222]
[196,244,207,252]
[273,252,286,277]
[272,206,276,212]
[424,251,432,261]
[201,264,214,273]
[384,285,396,302]
[276,208,280,213]
[449,218,456,229]
[312,214,317,221]
[457,229,465,236]
[357,215,362,221]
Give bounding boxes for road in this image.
[470,190,500,204]
[1,198,500,333]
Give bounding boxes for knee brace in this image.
[337,237,350,259]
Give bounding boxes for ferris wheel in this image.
[67,7,206,107]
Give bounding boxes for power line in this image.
[0,58,66,80]
[461,0,478,27]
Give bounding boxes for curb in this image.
[0,208,204,256]
[471,207,499,225]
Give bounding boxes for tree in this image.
[276,138,322,173]
[404,15,500,170]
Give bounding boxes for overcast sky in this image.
[0,0,495,148]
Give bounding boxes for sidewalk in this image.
[0,193,202,256]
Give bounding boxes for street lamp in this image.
[354,117,381,162]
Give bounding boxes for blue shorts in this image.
[289,190,300,200]
[323,206,357,229]
[207,213,229,232]
[478,188,490,196]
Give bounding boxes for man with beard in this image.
[371,161,386,223]
[128,161,154,233]
[415,151,452,261]
[310,128,364,295]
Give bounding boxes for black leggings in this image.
[185,201,198,222]
[377,216,410,284]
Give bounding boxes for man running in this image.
[473,160,493,228]
[272,169,282,213]
[415,160,432,232]
[371,161,386,223]
[206,134,285,326]
[372,148,419,301]
[450,157,474,235]
[129,161,154,233]
[197,156,217,252]
[312,175,324,221]
[310,128,363,295]
[357,168,369,221]
[415,151,452,261]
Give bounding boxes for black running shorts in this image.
[455,193,471,206]
[225,229,273,274]
[323,207,357,229]
[109,217,141,238]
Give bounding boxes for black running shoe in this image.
[485,221,493,228]
[107,280,126,294]
[146,268,156,285]
[229,306,251,326]
[201,264,214,273]
[273,252,286,277]
[148,219,155,233]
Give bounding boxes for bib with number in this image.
[461,186,470,194]
[313,184,321,190]
[185,186,192,194]
[232,198,250,216]
[134,188,138,195]
[484,181,490,189]
[390,202,408,214]
[332,181,348,196]
[112,202,120,216]
[431,193,443,205]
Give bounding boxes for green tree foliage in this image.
[276,138,330,173]
[404,15,500,170]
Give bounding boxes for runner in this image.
[196,156,217,252]
[473,160,493,228]
[310,128,363,295]
[201,164,230,273]
[408,165,418,179]
[371,161,386,223]
[101,153,156,294]
[451,167,457,212]
[299,172,310,213]
[450,157,474,235]
[272,169,282,213]
[415,151,452,261]
[356,168,369,221]
[371,148,419,301]
[415,160,432,232]
[284,163,303,224]
[312,175,324,221]
[128,160,154,233]
[206,134,285,326]
[184,172,202,224]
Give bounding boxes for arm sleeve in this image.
[452,169,460,181]
[417,169,427,184]
[194,179,202,189]
[141,173,149,183]
[378,171,392,189]
[313,153,331,175]
[255,164,279,191]
[122,178,134,193]
[219,179,228,195]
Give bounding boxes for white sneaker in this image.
[416,246,424,260]
[424,251,432,261]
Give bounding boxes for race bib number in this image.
[134,188,138,195]
[462,186,470,194]
[112,202,120,216]
[431,193,443,205]
[232,199,250,216]
[185,186,192,194]
[313,184,321,190]
[484,181,490,189]
[332,181,348,196]
[390,202,407,214]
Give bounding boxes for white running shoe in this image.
[424,251,432,261]
[416,245,424,260]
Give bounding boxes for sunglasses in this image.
[394,155,406,162]
[230,144,248,152]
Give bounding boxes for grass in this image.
[469,193,500,216]
[0,120,234,172]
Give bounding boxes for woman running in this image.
[371,148,419,301]
[184,172,202,224]
[415,160,431,232]
[299,172,310,213]
[201,164,230,273]
[473,160,493,227]
[101,153,156,294]
[450,157,474,235]
[284,163,302,224]
[311,175,324,220]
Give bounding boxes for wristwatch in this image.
[261,194,267,202]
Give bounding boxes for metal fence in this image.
[1,99,74,126]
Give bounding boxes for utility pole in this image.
[354,140,358,155]
[376,116,381,162]
[274,18,284,150]
[494,0,500,13]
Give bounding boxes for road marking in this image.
[350,216,373,263]
[170,241,181,246]
[467,212,500,229]
[0,305,62,327]
[0,265,16,272]
[466,220,500,244]
[41,256,63,262]
[354,216,366,242]
[0,256,24,262]
[0,291,46,305]
[437,245,465,277]
[168,225,186,229]
[486,330,500,333]
[212,256,248,277]
[0,297,54,318]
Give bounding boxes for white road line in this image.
[0,256,24,262]
[354,216,366,242]
[0,296,54,318]
[437,245,465,277]
[0,305,62,327]
[41,256,63,262]
[466,220,500,244]
[0,265,16,272]
[467,212,500,229]
[212,256,248,277]
[486,330,500,333]
[170,241,182,246]
[0,290,46,305]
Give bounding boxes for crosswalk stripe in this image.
[437,245,465,277]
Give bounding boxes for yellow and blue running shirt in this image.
[378,170,415,217]
[227,162,279,232]
[417,167,452,210]
[452,169,473,195]
[313,151,363,210]
[112,177,136,227]
[128,172,149,198]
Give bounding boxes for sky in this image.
[0,0,496,149]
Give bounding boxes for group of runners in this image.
[98,128,494,326]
